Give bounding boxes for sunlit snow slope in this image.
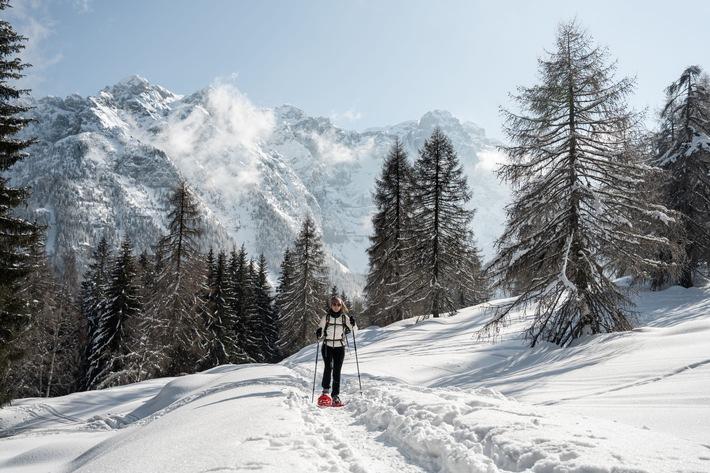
[1,285,709,473]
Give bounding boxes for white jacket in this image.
[318,311,357,347]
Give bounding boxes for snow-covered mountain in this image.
[7,75,509,293]
[1,285,708,472]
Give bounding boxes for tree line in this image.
[4,178,372,398]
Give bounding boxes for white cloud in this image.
[475,148,508,172]
[151,77,276,192]
[310,129,375,164]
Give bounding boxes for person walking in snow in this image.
[315,295,357,407]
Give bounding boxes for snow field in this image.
[1,285,710,472]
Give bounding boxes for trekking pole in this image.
[311,339,320,403]
[351,331,362,395]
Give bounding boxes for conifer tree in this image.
[148,181,207,376]
[408,129,481,318]
[275,247,293,350]
[202,251,246,367]
[243,259,263,361]
[278,216,328,356]
[485,21,676,346]
[86,239,140,389]
[80,237,111,389]
[0,0,41,405]
[614,133,683,289]
[364,139,415,325]
[276,248,293,302]
[654,66,710,287]
[255,254,279,362]
[230,246,247,345]
[6,239,56,398]
[121,242,163,383]
[229,245,258,361]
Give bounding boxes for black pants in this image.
[321,345,345,397]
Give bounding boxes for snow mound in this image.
[124,372,223,422]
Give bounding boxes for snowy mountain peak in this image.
[107,74,176,98]
[418,109,459,128]
[274,104,307,123]
[114,74,152,88]
[99,75,179,119]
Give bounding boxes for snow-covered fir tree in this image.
[0,0,41,405]
[80,237,112,389]
[229,245,258,362]
[255,254,280,362]
[202,251,247,367]
[147,181,207,376]
[485,20,676,347]
[277,215,328,356]
[654,65,710,287]
[611,133,683,290]
[408,129,482,318]
[118,246,162,384]
[275,246,293,347]
[85,239,141,389]
[364,139,415,325]
[6,241,55,398]
[243,259,264,361]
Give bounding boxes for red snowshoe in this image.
[317,394,332,407]
[331,397,345,408]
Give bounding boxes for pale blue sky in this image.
[8,0,710,139]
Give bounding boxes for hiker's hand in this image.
[315,327,323,338]
[349,315,356,326]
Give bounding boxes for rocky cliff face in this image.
[7,76,509,294]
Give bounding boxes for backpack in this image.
[323,312,348,345]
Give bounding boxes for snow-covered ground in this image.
[1,285,709,472]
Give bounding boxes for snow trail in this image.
[299,399,428,473]
[290,365,709,473]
